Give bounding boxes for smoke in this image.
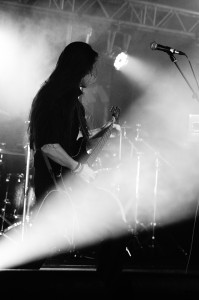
[0,173,128,269]
[0,6,111,149]
[0,6,110,120]
[112,54,199,229]
[0,12,61,119]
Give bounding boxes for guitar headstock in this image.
[110,106,120,123]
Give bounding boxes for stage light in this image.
[114,51,128,70]
[106,30,131,70]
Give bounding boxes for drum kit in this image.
[0,142,35,240]
[0,121,174,249]
[94,122,175,246]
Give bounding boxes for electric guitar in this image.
[76,105,120,166]
[33,106,123,230]
[61,106,120,180]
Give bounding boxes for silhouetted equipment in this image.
[0,122,197,268]
[0,143,35,234]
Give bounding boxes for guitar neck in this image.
[86,123,113,167]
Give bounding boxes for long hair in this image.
[49,41,98,88]
[28,41,98,149]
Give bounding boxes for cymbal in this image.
[0,148,25,156]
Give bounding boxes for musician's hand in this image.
[78,164,96,183]
[112,123,121,131]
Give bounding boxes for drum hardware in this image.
[119,122,139,160]
[0,174,17,241]
[0,172,23,231]
[124,124,146,233]
[0,122,34,242]
[0,208,12,233]
[150,152,159,248]
[0,139,33,241]
[0,142,6,149]
[147,150,170,246]
[0,212,13,232]
[132,130,188,257]
[0,148,25,156]
[132,125,163,242]
[13,208,21,220]
[0,173,12,232]
[134,151,141,229]
[0,154,3,165]
[0,143,6,165]
[1,221,33,244]
[121,124,156,249]
[21,142,31,241]
[136,135,171,245]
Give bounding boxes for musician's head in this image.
[49,41,98,88]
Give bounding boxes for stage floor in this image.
[1,216,199,299]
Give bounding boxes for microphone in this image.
[150,41,186,56]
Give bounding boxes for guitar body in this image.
[60,137,94,183]
[72,136,92,164]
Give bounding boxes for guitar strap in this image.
[42,151,60,191]
[76,99,90,144]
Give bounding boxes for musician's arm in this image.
[41,143,78,171]
[41,143,96,181]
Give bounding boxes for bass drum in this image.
[2,187,129,254]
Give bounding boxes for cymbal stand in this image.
[122,125,141,230]
[123,124,145,250]
[21,143,31,241]
[140,138,188,258]
[117,125,144,256]
[151,152,160,248]
[133,123,145,233]
[117,125,139,221]
[119,123,143,229]
[139,138,169,246]
[134,151,144,234]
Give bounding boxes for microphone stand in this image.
[169,54,199,102]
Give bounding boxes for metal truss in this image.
[1,0,199,39]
